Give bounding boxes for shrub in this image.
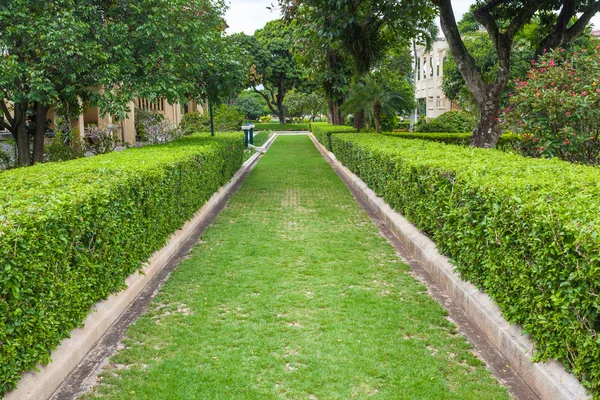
[144,120,183,144]
[259,115,271,123]
[135,108,164,142]
[416,111,477,133]
[0,133,244,395]
[310,122,357,151]
[503,47,600,165]
[381,131,522,152]
[179,111,210,135]
[329,133,600,392]
[396,121,411,131]
[85,125,122,154]
[213,104,245,132]
[45,130,86,162]
[254,123,310,132]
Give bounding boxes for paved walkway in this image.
[84,135,509,399]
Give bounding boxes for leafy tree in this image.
[234,91,267,120]
[342,74,410,133]
[238,20,304,124]
[283,89,326,121]
[442,11,596,117]
[0,0,229,166]
[281,0,436,128]
[434,0,600,148]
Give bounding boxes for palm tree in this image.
[342,75,408,133]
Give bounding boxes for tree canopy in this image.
[0,0,233,165]
[434,0,600,147]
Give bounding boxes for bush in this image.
[0,133,244,395]
[213,104,245,132]
[135,108,164,142]
[503,47,600,165]
[416,111,477,133]
[310,122,357,151]
[253,123,310,132]
[144,120,183,144]
[259,115,272,123]
[328,133,600,392]
[179,111,210,135]
[396,121,411,131]
[381,131,522,152]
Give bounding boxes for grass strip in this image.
[85,136,509,399]
[254,122,309,131]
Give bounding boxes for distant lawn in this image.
[242,131,272,162]
[254,122,309,131]
[85,136,509,399]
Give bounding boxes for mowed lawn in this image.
[85,136,509,399]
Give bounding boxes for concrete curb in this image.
[308,133,590,400]
[5,136,277,400]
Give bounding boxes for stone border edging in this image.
[308,133,589,400]
[5,134,277,400]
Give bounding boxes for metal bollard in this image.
[242,125,249,148]
[249,123,255,145]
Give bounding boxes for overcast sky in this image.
[225,0,600,36]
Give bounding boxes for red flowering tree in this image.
[503,46,600,164]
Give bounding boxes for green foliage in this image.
[179,106,244,134]
[213,105,245,132]
[283,90,327,121]
[342,74,410,133]
[237,19,305,123]
[234,92,267,120]
[328,133,600,392]
[0,133,244,395]
[135,109,164,141]
[254,123,310,132]
[503,46,600,165]
[416,111,477,133]
[381,131,521,151]
[0,0,232,165]
[179,111,209,135]
[310,122,357,151]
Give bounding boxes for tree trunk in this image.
[471,98,501,148]
[277,103,287,124]
[374,103,382,133]
[328,98,343,125]
[33,103,49,164]
[13,100,31,166]
[353,110,364,131]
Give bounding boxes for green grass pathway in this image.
[86,136,509,399]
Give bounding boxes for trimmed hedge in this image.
[310,122,357,151]
[328,133,600,392]
[253,123,310,131]
[0,133,244,395]
[382,131,522,151]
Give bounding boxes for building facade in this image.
[413,38,457,121]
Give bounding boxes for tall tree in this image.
[0,0,229,166]
[434,0,600,148]
[237,20,304,124]
[281,0,436,128]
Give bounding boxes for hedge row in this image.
[382,131,522,151]
[253,123,310,131]
[310,122,357,150]
[0,133,244,395]
[327,133,600,392]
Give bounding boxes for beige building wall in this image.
[414,38,455,121]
